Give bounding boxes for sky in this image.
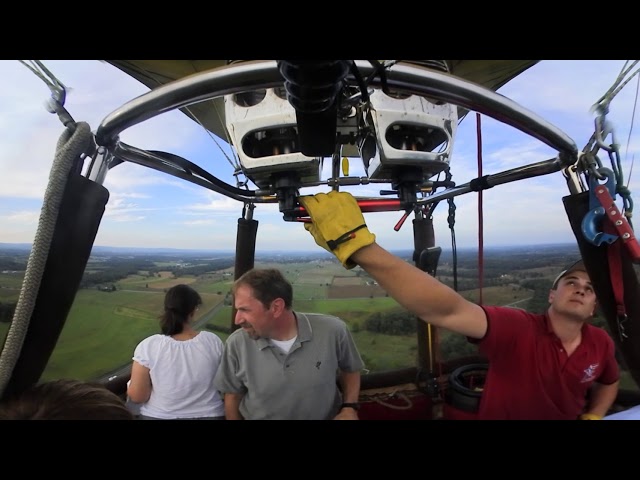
[0,60,638,253]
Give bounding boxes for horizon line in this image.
[0,241,580,254]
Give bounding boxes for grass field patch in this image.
[114,306,155,320]
[458,285,533,306]
[0,273,24,288]
[332,276,364,286]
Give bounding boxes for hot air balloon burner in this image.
[360,88,458,181]
[224,88,322,189]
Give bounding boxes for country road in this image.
[503,297,532,309]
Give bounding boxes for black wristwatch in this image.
[340,402,360,411]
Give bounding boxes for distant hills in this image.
[0,243,234,256]
[0,241,579,257]
[0,243,32,252]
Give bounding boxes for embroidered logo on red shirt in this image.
[581,363,599,383]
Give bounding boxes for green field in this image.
[38,288,224,380]
[36,264,390,380]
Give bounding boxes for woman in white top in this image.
[127,284,225,419]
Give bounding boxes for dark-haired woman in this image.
[127,284,225,419]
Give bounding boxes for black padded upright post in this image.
[413,217,438,388]
[3,174,109,398]
[563,192,640,389]
[231,218,259,331]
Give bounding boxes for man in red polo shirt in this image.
[300,191,620,420]
[470,261,619,419]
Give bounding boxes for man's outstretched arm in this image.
[300,191,487,339]
[352,243,487,339]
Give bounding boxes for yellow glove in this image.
[579,413,602,420]
[299,191,376,269]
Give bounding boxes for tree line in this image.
[79,258,236,288]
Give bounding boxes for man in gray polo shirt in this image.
[213,268,364,420]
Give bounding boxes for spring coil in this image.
[277,60,350,114]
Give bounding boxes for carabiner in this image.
[581,168,618,246]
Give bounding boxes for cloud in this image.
[187,195,249,213]
[2,59,639,252]
[108,214,146,223]
[182,219,216,226]
[0,208,41,242]
[4,210,40,224]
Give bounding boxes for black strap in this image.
[469,175,493,192]
[605,219,628,341]
[327,224,367,250]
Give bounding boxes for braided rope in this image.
[0,122,92,397]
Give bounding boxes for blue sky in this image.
[0,60,638,253]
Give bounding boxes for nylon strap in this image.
[604,219,628,341]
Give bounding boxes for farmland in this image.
[1,243,638,390]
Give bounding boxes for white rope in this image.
[591,60,640,114]
[19,61,61,91]
[0,122,92,396]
